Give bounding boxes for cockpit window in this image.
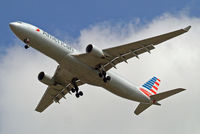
[17,21,22,24]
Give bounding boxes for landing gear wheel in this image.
[71,88,75,93]
[75,93,80,98]
[24,45,29,49]
[106,76,111,81]
[75,86,79,92]
[79,91,83,96]
[99,73,103,78]
[103,77,107,83]
[102,71,106,76]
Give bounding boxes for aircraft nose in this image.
[9,22,25,37]
[9,22,18,31]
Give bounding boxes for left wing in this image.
[75,26,191,71]
[35,65,84,112]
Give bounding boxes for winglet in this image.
[183,26,191,32]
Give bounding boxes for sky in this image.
[1,0,200,45]
[1,0,200,134]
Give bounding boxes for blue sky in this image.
[1,0,200,45]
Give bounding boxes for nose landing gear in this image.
[24,45,29,49]
[23,38,30,49]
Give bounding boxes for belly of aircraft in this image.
[60,55,149,103]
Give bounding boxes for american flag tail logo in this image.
[139,76,161,97]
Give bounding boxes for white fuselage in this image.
[9,21,150,104]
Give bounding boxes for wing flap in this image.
[104,44,155,70]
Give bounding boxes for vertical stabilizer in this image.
[139,76,161,97]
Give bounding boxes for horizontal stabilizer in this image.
[134,88,186,115]
[183,26,191,32]
[134,103,152,115]
[150,88,186,101]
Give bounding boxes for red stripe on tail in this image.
[140,88,152,97]
[153,85,158,90]
[150,89,157,94]
[155,82,159,86]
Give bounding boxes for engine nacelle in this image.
[86,44,105,58]
[38,72,55,86]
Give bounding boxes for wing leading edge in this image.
[74,26,191,71]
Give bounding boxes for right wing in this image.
[75,26,191,71]
[35,65,84,112]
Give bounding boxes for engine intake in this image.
[86,44,105,58]
[38,72,55,86]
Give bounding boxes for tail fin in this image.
[134,88,186,115]
[140,76,161,97]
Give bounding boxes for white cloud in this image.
[1,13,200,134]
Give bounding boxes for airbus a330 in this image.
[9,21,191,115]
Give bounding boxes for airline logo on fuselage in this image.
[42,31,74,52]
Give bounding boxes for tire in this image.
[24,45,29,49]
[71,88,75,93]
[79,91,83,96]
[75,86,79,92]
[106,76,111,81]
[103,77,107,83]
[99,73,103,78]
[102,71,106,76]
[75,93,79,98]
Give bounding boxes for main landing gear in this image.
[71,78,83,98]
[96,65,111,83]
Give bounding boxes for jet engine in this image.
[86,44,105,58]
[38,72,55,86]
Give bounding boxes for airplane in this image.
[9,21,191,115]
